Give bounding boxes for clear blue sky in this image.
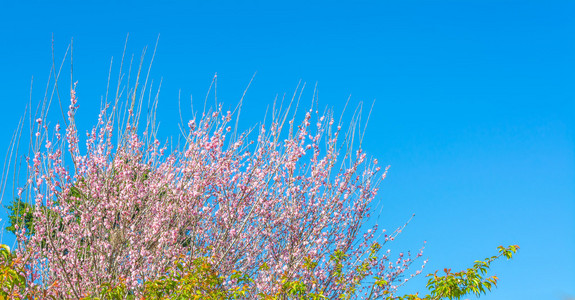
[1,1,573,299]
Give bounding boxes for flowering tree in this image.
[3,45,427,298]
[2,46,518,299]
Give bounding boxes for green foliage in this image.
[143,257,230,299]
[0,245,26,298]
[270,260,327,300]
[5,198,36,236]
[390,245,520,300]
[90,280,132,300]
[0,244,518,299]
[86,257,253,300]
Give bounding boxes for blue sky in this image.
[0,1,573,298]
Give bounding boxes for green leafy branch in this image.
[390,245,520,300]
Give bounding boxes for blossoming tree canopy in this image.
[7,68,424,298]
